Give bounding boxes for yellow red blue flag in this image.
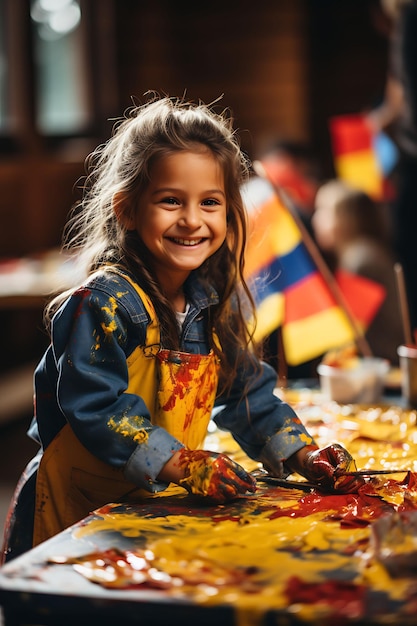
[329,114,398,201]
[242,177,384,365]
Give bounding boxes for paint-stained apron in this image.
[33,274,220,546]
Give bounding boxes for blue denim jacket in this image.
[29,269,314,489]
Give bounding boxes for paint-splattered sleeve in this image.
[50,287,183,491]
[214,358,315,477]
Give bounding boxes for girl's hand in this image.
[290,444,365,493]
[174,448,256,503]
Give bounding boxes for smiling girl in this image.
[2,95,362,563]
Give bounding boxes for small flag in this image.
[260,155,318,211]
[243,177,385,365]
[335,270,386,331]
[329,113,398,201]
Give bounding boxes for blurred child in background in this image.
[312,179,403,364]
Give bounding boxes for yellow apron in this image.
[33,276,220,546]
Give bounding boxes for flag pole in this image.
[276,326,288,387]
[253,161,373,358]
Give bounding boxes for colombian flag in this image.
[242,177,385,366]
[329,114,398,201]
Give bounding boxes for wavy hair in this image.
[47,94,260,392]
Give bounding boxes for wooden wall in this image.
[114,0,311,159]
[114,0,389,163]
[0,159,84,258]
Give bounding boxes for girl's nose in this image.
[179,205,202,228]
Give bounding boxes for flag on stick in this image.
[243,173,381,366]
[334,270,385,331]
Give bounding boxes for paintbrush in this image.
[251,468,409,491]
[251,470,317,491]
[337,469,409,476]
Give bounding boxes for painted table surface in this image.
[1,392,417,626]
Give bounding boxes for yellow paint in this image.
[101,319,117,334]
[101,296,118,334]
[299,432,314,445]
[107,415,149,444]
[67,398,417,625]
[360,561,409,600]
[74,505,368,626]
[91,332,101,358]
[179,457,214,496]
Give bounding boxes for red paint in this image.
[73,288,91,318]
[157,352,201,411]
[267,473,417,528]
[177,449,256,503]
[285,575,366,621]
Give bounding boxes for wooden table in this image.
[1,397,417,626]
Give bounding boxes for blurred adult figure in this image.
[368,0,417,330]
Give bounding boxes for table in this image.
[1,394,417,626]
[0,250,80,422]
[0,250,80,309]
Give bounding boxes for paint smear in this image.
[51,399,417,625]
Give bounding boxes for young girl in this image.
[2,96,362,563]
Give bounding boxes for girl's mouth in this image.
[169,238,206,246]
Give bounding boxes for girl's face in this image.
[132,149,228,290]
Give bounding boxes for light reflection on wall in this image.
[30,0,89,135]
[31,0,81,40]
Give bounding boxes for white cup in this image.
[397,344,417,408]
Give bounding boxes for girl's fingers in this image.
[178,449,256,502]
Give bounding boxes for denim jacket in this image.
[29,269,314,490]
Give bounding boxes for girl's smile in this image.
[131,149,228,297]
[169,237,206,246]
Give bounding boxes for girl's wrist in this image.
[286,444,319,475]
[157,449,186,484]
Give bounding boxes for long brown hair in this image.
[47,94,260,392]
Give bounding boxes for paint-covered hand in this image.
[302,444,365,493]
[177,449,257,503]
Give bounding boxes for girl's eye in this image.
[160,197,179,205]
[202,198,221,207]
